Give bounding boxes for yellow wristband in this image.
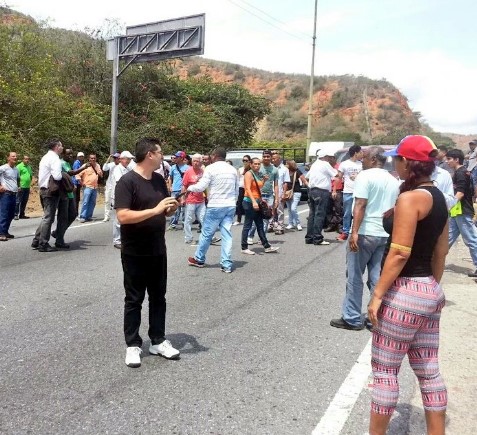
[390,242,412,253]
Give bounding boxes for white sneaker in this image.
[241,249,255,255]
[103,217,109,222]
[211,236,221,245]
[149,339,180,359]
[247,237,255,245]
[264,246,279,253]
[297,224,303,231]
[232,221,241,226]
[286,224,294,230]
[125,346,142,368]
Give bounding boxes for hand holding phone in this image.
[175,191,187,200]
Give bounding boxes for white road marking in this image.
[312,338,372,435]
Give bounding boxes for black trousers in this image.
[121,253,168,347]
[56,196,77,244]
[305,188,330,244]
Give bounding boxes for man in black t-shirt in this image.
[445,148,477,277]
[115,137,180,368]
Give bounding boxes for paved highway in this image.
[0,205,419,434]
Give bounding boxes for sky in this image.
[6,0,477,135]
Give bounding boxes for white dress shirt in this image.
[38,150,62,188]
[307,159,338,191]
[187,161,239,207]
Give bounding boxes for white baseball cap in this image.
[120,151,134,159]
[77,152,85,157]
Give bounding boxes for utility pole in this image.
[306,0,318,160]
[363,86,373,140]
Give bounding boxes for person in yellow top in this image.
[240,157,279,255]
[76,153,103,222]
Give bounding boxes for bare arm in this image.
[299,174,308,187]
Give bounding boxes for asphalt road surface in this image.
[0,205,419,434]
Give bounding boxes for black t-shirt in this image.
[115,170,168,256]
[288,169,303,193]
[453,166,474,215]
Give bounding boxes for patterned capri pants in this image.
[371,276,447,415]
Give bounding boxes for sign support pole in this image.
[110,39,120,155]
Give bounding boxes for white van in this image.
[307,141,354,162]
[225,150,264,168]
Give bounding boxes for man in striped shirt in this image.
[187,147,239,273]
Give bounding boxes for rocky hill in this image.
[170,57,452,146]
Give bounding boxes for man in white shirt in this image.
[305,149,338,245]
[187,147,239,273]
[335,145,363,241]
[271,150,291,234]
[102,152,120,222]
[32,138,63,252]
[465,139,477,197]
[111,151,134,248]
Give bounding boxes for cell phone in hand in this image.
[175,192,186,199]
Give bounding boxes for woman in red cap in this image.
[368,135,448,435]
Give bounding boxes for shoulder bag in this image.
[284,171,297,200]
[252,173,273,219]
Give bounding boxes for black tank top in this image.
[382,185,448,277]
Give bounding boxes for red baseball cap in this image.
[384,135,438,162]
[175,151,186,158]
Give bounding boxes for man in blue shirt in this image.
[72,152,85,213]
[168,151,190,230]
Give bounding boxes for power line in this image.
[234,0,312,40]
[226,0,310,43]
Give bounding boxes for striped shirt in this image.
[187,161,239,208]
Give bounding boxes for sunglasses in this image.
[242,159,250,162]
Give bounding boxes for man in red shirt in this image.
[181,154,206,245]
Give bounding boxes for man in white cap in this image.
[111,151,134,248]
[102,152,121,222]
[305,149,338,245]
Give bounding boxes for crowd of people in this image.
[3,135,477,434]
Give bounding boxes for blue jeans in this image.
[194,206,235,271]
[184,202,206,242]
[305,188,329,244]
[342,192,353,235]
[170,191,184,227]
[241,200,271,250]
[248,194,273,237]
[342,235,388,326]
[286,192,302,226]
[0,192,17,235]
[449,214,477,267]
[15,188,30,217]
[79,187,97,220]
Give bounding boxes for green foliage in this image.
[0,10,270,163]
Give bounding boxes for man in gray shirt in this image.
[0,152,19,241]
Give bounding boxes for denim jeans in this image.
[449,214,477,267]
[194,206,235,271]
[241,200,271,250]
[170,191,184,227]
[342,192,353,235]
[56,197,77,244]
[342,235,388,326]
[248,194,273,237]
[184,202,206,242]
[33,190,60,247]
[286,192,302,226]
[15,188,30,217]
[305,188,330,244]
[0,192,16,235]
[79,187,97,220]
[121,253,167,347]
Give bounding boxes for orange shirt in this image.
[76,163,103,188]
[244,171,264,201]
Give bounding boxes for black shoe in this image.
[51,230,57,239]
[330,317,365,331]
[14,215,19,220]
[31,240,39,249]
[305,239,314,244]
[324,226,337,233]
[6,233,14,239]
[468,269,477,277]
[55,243,70,249]
[38,244,58,252]
[19,215,30,219]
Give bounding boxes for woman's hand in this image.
[253,201,259,210]
[368,295,383,327]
